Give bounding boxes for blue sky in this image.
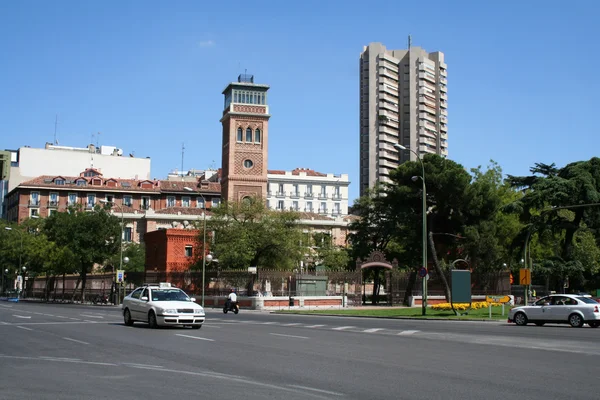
[1,0,598,204]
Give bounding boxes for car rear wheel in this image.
[588,321,599,328]
[568,313,584,328]
[534,322,545,326]
[123,309,134,326]
[148,311,158,329]
[514,312,528,326]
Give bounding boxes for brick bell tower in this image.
[220,74,270,202]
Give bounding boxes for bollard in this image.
[489,304,492,319]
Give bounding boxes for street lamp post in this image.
[394,144,428,315]
[184,187,209,307]
[4,227,23,296]
[1,268,7,296]
[100,200,125,305]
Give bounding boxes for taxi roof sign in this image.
[159,282,172,288]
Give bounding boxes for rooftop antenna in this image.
[96,131,100,148]
[181,142,185,179]
[408,34,412,50]
[53,115,59,145]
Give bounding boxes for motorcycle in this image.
[93,294,110,305]
[223,301,239,314]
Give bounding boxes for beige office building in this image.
[359,41,448,196]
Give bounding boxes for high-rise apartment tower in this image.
[359,41,448,196]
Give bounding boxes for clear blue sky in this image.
[1,0,598,204]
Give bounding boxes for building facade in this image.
[359,41,448,196]
[8,143,151,192]
[220,74,270,202]
[266,168,350,216]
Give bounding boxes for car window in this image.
[141,288,149,299]
[130,288,143,299]
[534,297,550,306]
[551,297,567,305]
[576,296,599,304]
[151,289,189,302]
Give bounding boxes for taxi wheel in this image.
[148,311,159,329]
[123,309,134,326]
[514,312,528,326]
[568,313,584,328]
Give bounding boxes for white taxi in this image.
[122,283,205,329]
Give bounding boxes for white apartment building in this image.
[266,168,350,216]
[359,41,448,196]
[8,142,152,191]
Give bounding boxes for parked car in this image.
[508,294,600,328]
[121,282,205,329]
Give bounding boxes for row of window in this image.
[269,200,343,214]
[268,184,342,198]
[237,127,261,143]
[25,192,219,209]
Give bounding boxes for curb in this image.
[269,311,508,322]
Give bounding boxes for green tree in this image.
[507,158,600,291]
[43,205,121,301]
[202,198,304,270]
[105,242,146,273]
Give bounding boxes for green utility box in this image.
[295,275,328,296]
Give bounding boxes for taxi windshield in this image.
[151,289,190,302]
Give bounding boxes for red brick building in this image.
[144,228,206,273]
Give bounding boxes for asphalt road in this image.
[1,302,599,400]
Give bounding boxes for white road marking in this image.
[304,324,326,328]
[201,325,221,328]
[13,315,31,319]
[62,337,90,345]
[282,323,302,326]
[0,322,8,325]
[175,334,214,342]
[0,355,116,366]
[80,314,104,319]
[123,363,164,369]
[269,333,309,339]
[332,326,355,331]
[261,321,278,325]
[0,304,13,308]
[126,365,341,398]
[69,317,79,320]
[0,321,120,326]
[42,314,55,317]
[364,328,384,333]
[16,326,33,331]
[39,357,81,361]
[398,330,420,336]
[56,315,70,319]
[287,384,344,396]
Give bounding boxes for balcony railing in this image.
[317,193,328,200]
[141,204,151,210]
[332,194,342,200]
[28,200,40,207]
[305,192,314,199]
[47,200,59,208]
[86,203,95,209]
[318,208,328,214]
[290,191,300,198]
[275,191,286,198]
[304,208,314,213]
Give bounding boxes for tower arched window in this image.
[237,128,243,142]
[255,128,261,143]
[246,127,252,142]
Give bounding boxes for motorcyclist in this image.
[226,289,237,310]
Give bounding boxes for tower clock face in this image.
[243,159,254,168]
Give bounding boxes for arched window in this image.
[255,128,261,143]
[237,128,243,142]
[246,127,252,142]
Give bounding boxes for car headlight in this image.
[163,309,178,314]
[194,308,204,315]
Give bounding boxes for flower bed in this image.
[431,301,503,311]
